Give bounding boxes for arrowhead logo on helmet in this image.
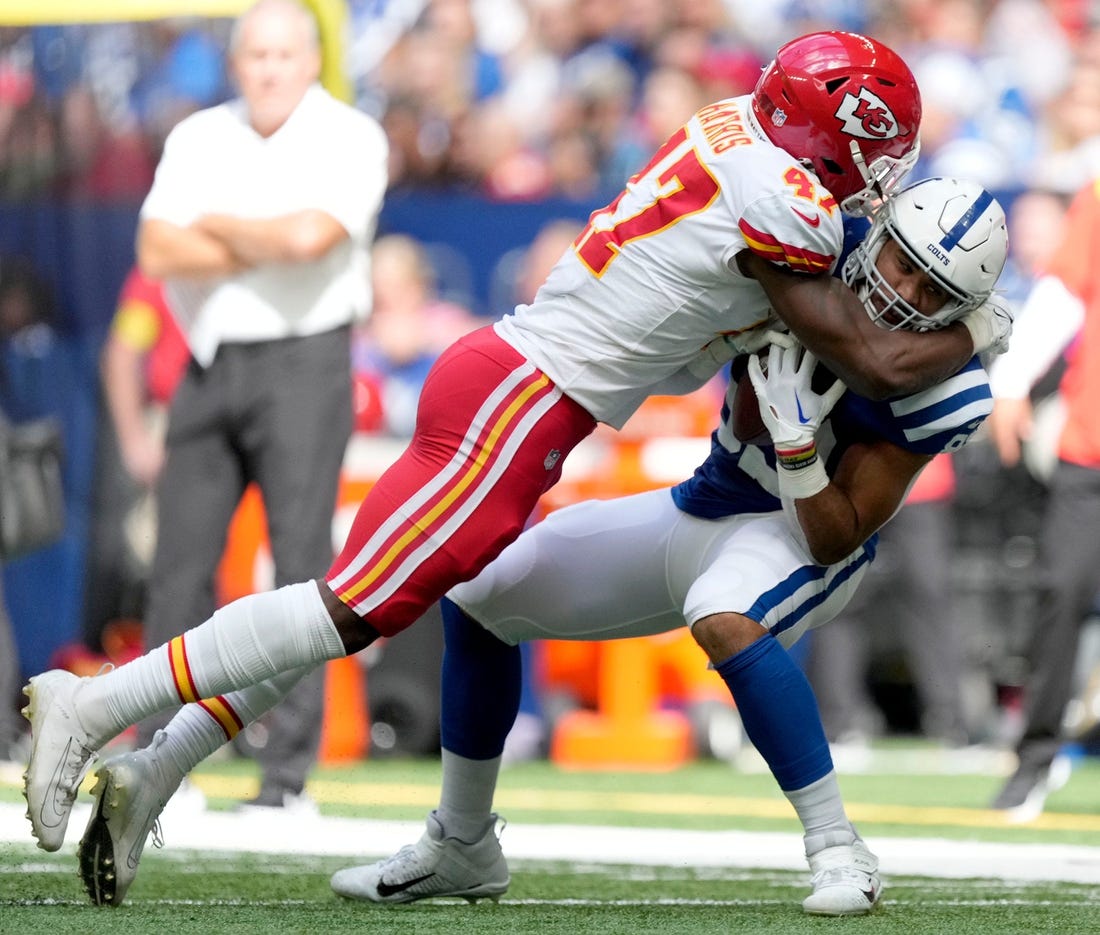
[834,87,899,140]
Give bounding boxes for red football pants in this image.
[325,325,596,635]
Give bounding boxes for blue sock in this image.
[715,634,833,792]
[439,597,521,760]
[518,642,542,717]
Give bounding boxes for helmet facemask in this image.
[839,139,921,218]
[842,226,970,331]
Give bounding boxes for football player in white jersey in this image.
[327,177,1010,915]
[22,32,1009,906]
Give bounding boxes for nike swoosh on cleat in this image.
[791,207,821,227]
[795,394,811,424]
[40,739,76,828]
[376,872,437,898]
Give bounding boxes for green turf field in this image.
[2,748,1099,934]
[3,851,1098,935]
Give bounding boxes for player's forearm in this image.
[772,440,863,565]
[195,210,346,265]
[138,218,246,280]
[781,485,863,566]
[787,438,928,564]
[781,275,972,399]
[844,322,974,400]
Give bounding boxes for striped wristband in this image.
[775,441,818,471]
[775,443,829,499]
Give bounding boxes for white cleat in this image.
[331,810,509,904]
[21,670,97,852]
[803,836,883,916]
[78,732,183,906]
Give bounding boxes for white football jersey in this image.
[495,94,844,428]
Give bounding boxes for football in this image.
[731,365,771,446]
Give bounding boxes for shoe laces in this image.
[811,863,875,890]
[382,841,428,877]
[59,741,96,802]
[809,843,877,892]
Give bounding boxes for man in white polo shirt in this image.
[133,0,388,812]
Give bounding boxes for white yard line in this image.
[3,801,1099,884]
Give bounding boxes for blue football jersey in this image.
[671,354,991,520]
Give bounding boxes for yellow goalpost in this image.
[0,0,352,101]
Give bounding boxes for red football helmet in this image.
[752,31,921,216]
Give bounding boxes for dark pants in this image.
[1014,460,1100,766]
[138,326,353,794]
[808,499,972,744]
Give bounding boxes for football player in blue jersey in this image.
[329,177,1010,915]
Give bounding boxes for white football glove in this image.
[961,300,1013,356]
[747,340,845,499]
[747,341,845,451]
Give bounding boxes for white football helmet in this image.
[842,177,1008,331]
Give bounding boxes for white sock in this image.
[79,582,344,744]
[435,747,502,842]
[154,666,316,778]
[154,706,224,781]
[785,771,856,856]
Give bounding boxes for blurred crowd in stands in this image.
[0,1,1096,206]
